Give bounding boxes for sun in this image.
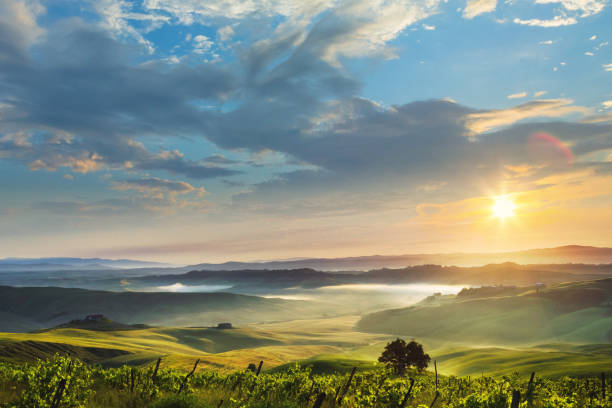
[492,195,516,219]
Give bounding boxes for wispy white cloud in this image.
[93,0,169,53]
[143,0,332,23]
[513,15,577,27]
[463,0,497,19]
[507,91,527,99]
[112,177,205,200]
[534,90,547,97]
[604,63,612,72]
[535,0,606,17]
[466,99,589,134]
[192,34,213,54]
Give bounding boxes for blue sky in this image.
[0,0,611,263]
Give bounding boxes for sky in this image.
[0,0,611,264]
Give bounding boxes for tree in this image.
[378,338,431,376]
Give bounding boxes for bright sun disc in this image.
[492,195,516,219]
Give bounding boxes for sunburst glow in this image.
[492,195,516,219]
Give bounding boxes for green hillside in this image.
[356,278,612,345]
[0,286,324,332]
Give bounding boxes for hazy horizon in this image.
[1,243,611,266]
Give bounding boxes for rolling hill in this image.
[356,278,612,345]
[0,286,324,332]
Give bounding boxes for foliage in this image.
[378,338,431,375]
[13,354,93,408]
[0,357,610,408]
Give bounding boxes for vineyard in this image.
[0,354,609,408]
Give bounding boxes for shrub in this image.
[16,354,93,408]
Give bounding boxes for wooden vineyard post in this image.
[150,357,162,398]
[333,385,341,402]
[429,391,440,408]
[434,361,438,390]
[248,360,264,395]
[130,368,136,393]
[399,377,415,408]
[510,390,520,408]
[151,357,161,382]
[336,367,357,405]
[305,382,315,403]
[50,378,67,408]
[602,372,606,402]
[313,392,326,408]
[178,359,200,394]
[526,372,535,407]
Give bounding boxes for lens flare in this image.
[492,195,516,219]
[528,132,574,166]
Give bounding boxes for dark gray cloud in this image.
[0,16,239,180]
[227,97,612,214]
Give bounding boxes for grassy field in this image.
[0,316,391,372]
[1,314,610,378]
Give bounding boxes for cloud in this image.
[539,40,554,45]
[217,25,235,42]
[93,0,170,53]
[227,96,611,219]
[112,177,205,199]
[466,99,589,134]
[2,0,611,225]
[192,34,213,54]
[423,24,436,30]
[604,63,612,72]
[534,91,547,97]
[142,0,331,23]
[513,16,577,27]
[0,0,45,47]
[585,51,594,56]
[535,0,606,17]
[463,0,497,19]
[507,91,527,99]
[0,19,242,180]
[603,101,612,109]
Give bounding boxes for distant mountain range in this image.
[0,257,171,271]
[1,245,611,274]
[186,245,612,271]
[130,262,612,294]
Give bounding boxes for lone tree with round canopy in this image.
[378,338,431,376]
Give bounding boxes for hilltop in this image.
[357,278,612,345]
